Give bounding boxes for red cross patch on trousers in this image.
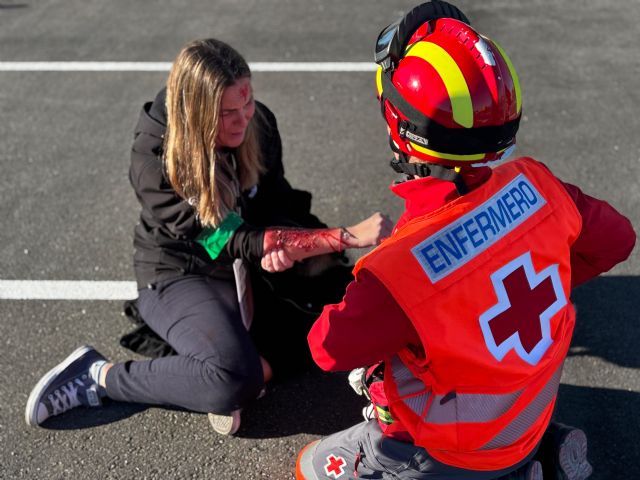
[479,251,566,365]
[324,454,346,478]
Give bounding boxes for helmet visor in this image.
[374,20,401,68]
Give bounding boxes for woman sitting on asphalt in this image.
[26,38,392,435]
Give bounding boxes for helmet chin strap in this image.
[388,137,469,194]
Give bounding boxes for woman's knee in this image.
[200,357,264,412]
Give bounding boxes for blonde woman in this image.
[26,39,392,435]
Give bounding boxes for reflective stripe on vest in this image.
[481,365,563,450]
[426,390,522,425]
[391,355,428,396]
[391,355,431,417]
[390,354,561,428]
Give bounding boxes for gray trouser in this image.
[104,275,264,414]
[298,420,536,480]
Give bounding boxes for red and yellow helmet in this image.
[375,5,522,168]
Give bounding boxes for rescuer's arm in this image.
[307,268,420,371]
[562,182,636,288]
[261,212,393,272]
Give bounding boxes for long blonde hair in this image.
[164,38,264,227]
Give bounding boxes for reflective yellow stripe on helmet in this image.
[492,41,522,114]
[405,41,473,128]
[409,141,486,162]
[375,66,383,97]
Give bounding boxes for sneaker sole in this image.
[24,345,94,426]
[558,429,593,480]
[207,410,241,436]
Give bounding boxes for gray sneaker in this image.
[25,345,107,426]
[208,409,241,435]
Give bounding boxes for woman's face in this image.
[216,77,256,148]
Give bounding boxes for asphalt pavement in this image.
[1,1,638,479]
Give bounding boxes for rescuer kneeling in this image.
[296,2,636,479]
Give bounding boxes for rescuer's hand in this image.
[345,212,393,248]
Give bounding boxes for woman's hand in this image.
[344,212,393,248]
[261,248,295,273]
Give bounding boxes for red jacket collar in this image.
[390,167,492,228]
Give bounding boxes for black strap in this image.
[395,1,470,58]
[390,156,469,195]
[390,156,450,178]
[382,1,471,71]
[381,73,519,155]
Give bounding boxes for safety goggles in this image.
[374,18,403,72]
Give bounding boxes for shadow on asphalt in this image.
[239,370,366,438]
[41,401,148,430]
[554,384,640,480]
[570,276,640,368]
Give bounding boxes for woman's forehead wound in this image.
[239,83,250,101]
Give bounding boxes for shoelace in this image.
[48,378,85,415]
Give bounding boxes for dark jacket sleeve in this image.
[225,224,265,263]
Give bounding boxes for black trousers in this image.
[107,264,353,414]
[105,275,264,414]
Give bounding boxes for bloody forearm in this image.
[263,227,354,261]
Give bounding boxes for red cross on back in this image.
[489,265,556,353]
[480,252,566,365]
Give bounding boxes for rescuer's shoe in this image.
[295,440,321,480]
[540,422,593,480]
[208,409,242,435]
[25,345,108,426]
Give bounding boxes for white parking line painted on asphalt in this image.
[249,62,376,72]
[0,62,377,72]
[0,280,137,300]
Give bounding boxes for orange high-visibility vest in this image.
[354,158,582,471]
